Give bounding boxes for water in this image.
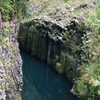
[20,50,77,100]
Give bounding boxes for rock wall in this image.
[17,0,98,100]
[0,23,22,100]
[18,18,86,80]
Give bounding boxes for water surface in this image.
[21,50,77,100]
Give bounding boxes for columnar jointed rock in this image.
[18,18,85,80]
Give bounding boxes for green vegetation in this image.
[0,0,28,21]
[76,0,100,99]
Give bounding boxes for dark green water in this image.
[21,50,77,100]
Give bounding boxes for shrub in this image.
[79,0,100,99]
[0,0,28,21]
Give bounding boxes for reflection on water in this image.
[20,50,77,100]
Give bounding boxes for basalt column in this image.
[18,18,85,80]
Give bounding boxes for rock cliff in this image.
[18,18,85,79]
[18,0,99,100]
[0,22,22,100]
[0,0,98,100]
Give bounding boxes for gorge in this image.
[18,17,86,100]
[0,0,99,100]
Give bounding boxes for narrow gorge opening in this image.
[0,0,98,100]
[18,18,85,100]
[20,50,77,100]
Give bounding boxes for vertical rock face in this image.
[18,18,85,80]
[0,23,22,100]
[17,0,97,99]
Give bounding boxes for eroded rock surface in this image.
[0,23,22,100]
[18,18,86,79]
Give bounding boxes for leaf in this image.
[93,79,100,87]
[98,89,100,95]
[98,75,100,80]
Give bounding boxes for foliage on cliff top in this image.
[0,0,28,21]
[76,0,100,99]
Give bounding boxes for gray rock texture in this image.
[18,18,85,80]
[0,22,22,100]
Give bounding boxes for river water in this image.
[20,50,77,100]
